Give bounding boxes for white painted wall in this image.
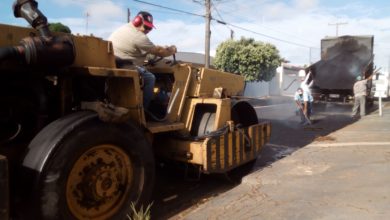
[243,64,304,98]
[281,69,301,96]
[244,81,270,97]
[269,69,281,96]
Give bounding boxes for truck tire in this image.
[20,111,154,220]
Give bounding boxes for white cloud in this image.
[294,0,318,10]
[51,0,85,7]
[45,0,390,70]
[85,1,124,23]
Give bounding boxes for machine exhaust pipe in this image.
[13,0,51,38]
[0,0,75,66]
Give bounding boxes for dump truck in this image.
[0,1,270,219]
[308,35,374,102]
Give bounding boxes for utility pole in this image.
[328,22,348,36]
[205,0,211,68]
[230,29,234,40]
[387,56,390,74]
[85,12,90,35]
[127,8,131,23]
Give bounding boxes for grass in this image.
[127,202,153,220]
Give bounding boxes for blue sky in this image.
[1,0,390,70]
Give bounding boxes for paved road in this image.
[180,97,390,220]
[251,97,359,168]
[152,96,386,219]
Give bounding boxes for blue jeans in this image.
[115,59,156,109]
[137,67,155,109]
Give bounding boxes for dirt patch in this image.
[303,127,324,131]
[314,135,336,142]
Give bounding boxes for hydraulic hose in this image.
[0,36,75,67]
[20,35,75,66]
[0,46,24,61]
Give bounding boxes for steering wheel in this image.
[145,55,164,66]
[145,54,177,67]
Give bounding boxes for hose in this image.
[0,46,23,61]
[0,35,75,67]
[172,124,230,141]
[0,122,22,144]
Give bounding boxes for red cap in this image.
[138,11,155,29]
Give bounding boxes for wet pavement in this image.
[176,96,390,220]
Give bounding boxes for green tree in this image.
[213,37,282,82]
[48,22,71,33]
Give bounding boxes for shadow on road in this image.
[151,157,260,219]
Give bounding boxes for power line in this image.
[134,0,205,18]
[211,1,234,39]
[227,23,313,48]
[131,5,190,16]
[209,1,317,45]
[133,0,317,49]
[192,0,205,6]
[210,22,229,40]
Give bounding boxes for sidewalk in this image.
[181,102,390,220]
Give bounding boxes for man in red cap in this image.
[109,11,177,109]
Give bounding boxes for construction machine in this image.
[0,1,271,219]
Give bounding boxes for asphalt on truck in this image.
[0,1,270,219]
[308,35,374,102]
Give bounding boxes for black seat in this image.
[115,57,133,68]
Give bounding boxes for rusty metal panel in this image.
[72,35,116,68]
[0,155,9,220]
[0,24,37,47]
[165,65,192,122]
[204,121,271,173]
[154,139,205,165]
[187,68,245,98]
[154,121,271,174]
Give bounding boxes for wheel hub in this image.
[66,144,133,219]
[81,163,119,204]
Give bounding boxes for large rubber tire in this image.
[190,104,217,137]
[196,112,216,136]
[231,101,258,127]
[20,112,155,220]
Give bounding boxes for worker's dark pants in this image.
[298,102,312,123]
[352,95,366,116]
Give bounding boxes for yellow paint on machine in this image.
[157,122,271,174]
[204,122,270,173]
